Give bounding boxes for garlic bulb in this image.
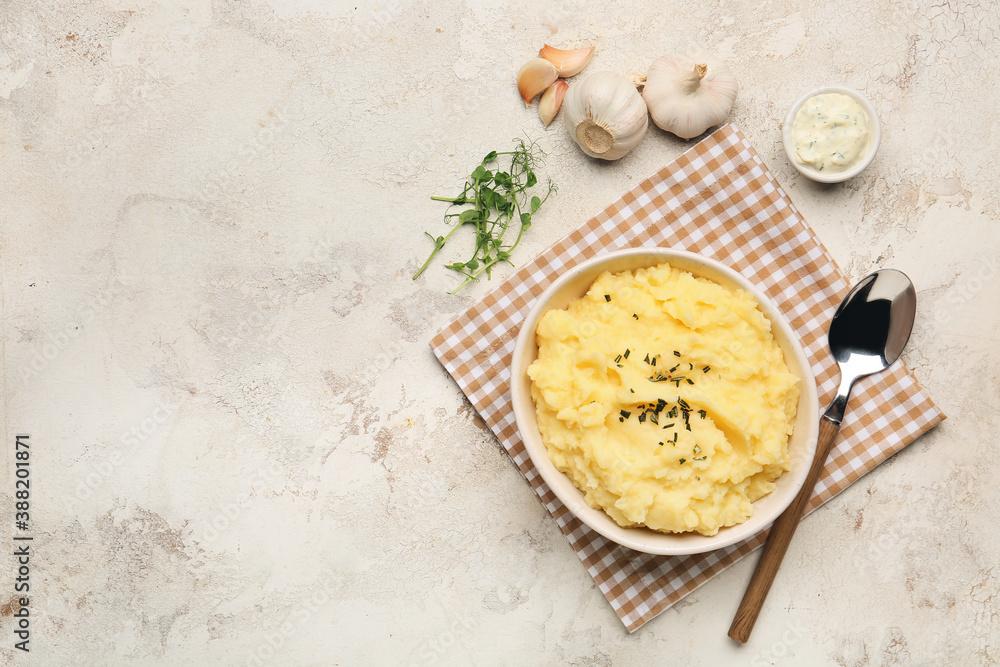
[563,71,648,160]
[642,47,738,140]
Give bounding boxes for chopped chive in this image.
[633,313,638,319]
[698,409,707,419]
[673,432,678,443]
[686,378,694,385]
[651,357,656,367]
[658,441,664,446]
[693,456,707,461]
[630,388,635,393]
[616,363,623,368]
[655,399,667,411]
[638,413,646,423]
[623,349,630,359]
[679,458,686,464]
[619,417,624,422]
[669,365,679,373]
[678,399,691,410]
[620,410,631,419]
[644,353,650,364]
[689,363,693,370]
[702,365,711,373]
[615,354,622,363]
[604,294,611,302]
[694,444,702,454]
[650,412,658,425]
[673,351,681,357]
[663,423,675,429]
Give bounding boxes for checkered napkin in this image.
[429,124,945,632]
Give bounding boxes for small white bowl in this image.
[510,248,819,555]
[782,86,881,184]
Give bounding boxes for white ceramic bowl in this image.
[782,86,881,184]
[510,248,819,555]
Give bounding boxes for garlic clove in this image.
[537,80,568,127]
[538,44,596,78]
[518,58,559,106]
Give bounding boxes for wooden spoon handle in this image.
[728,417,841,643]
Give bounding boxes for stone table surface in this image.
[2,1,998,665]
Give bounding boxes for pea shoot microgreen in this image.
[413,139,554,293]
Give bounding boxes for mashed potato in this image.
[527,263,799,536]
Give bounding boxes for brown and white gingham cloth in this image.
[429,124,945,632]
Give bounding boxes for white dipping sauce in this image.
[791,93,870,173]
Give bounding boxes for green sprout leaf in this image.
[413,138,555,290]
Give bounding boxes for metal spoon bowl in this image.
[826,270,916,422]
[729,269,917,643]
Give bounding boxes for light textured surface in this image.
[0,1,997,665]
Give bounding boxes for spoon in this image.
[729,269,917,643]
